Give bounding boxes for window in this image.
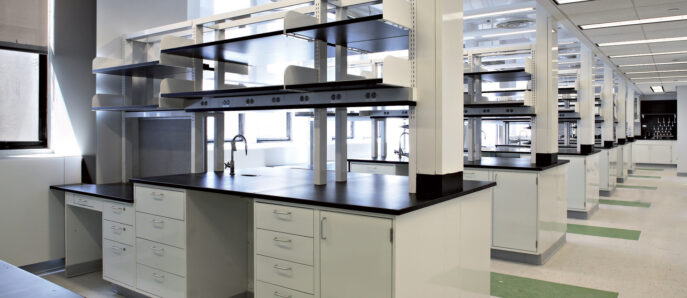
[252,111,292,142]
[207,112,243,142]
[0,47,47,150]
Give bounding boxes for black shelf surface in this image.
[163,85,288,99]
[91,104,175,112]
[558,87,577,94]
[479,89,530,95]
[50,183,134,203]
[287,15,409,53]
[348,156,409,165]
[464,157,569,171]
[558,147,601,156]
[464,69,531,82]
[465,101,527,108]
[130,168,495,215]
[93,61,189,77]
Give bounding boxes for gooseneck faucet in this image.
[225,134,247,176]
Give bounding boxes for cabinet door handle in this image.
[273,237,292,243]
[273,264,292,271]
[320,217,327,240]
[272,210,292,216]
[273,291,292,298]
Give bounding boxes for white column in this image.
[627,88,635,137]
[213,113,224,172]
[531,5,559,164]
[617,80,627,141]
[678,87,687,175]
[578,45,595,150]
[409,0,463,194]
[601,66,615,145]
[313,0,328,185]
[334,7,348,182]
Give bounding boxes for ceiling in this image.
[550,0,687,94]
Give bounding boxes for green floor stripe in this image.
[599,199,651,208]
[636,168,664,172]
[567,223,641,240]
[491,272,618,298]
[629,175,661,179]
[617,184,658,190]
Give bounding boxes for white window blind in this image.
[0,0,48,48]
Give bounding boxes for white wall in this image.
[678,87,687,175]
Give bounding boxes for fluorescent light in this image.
[625,69,687,74]
[651,86,664,93]
[555,0,593,4]
[481,29,536,38]
[619,61,687,67]
[580,15,687,30]
[610,50,687,58]
[465,7,535,20]
[636,81,687,84]
[598,36,687,47]
[631,75,687,80]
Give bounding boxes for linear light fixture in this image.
[619,61,687,67]
[465,7,535,20]
[598,36,687,47]
[636,81,687,84]
[625,69,687,74]
[481,29,536,38]
[610,50,687,58]
[555,0,593,4]
[580,14,687,30]
[631,75,687,80]
[651,86,664,93]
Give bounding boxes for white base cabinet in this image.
[633,140,677,165]
[599,147,617,192]
[564,154,600,213]
[349,161,409,176]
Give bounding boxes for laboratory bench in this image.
[51,169,496,298]
[347,156,409,176]
[50,183,133,204]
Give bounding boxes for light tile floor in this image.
[42,166,687,298]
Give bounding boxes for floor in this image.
[40,166,687,298]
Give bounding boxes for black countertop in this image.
[558,147,602,156]
[463,157,569,171]
[0,260,81,298]
[130,168,495,215]
[50,183,133,203]
[348,156,409,165]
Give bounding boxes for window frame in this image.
[0,45,48,150]
[256,112,292,143]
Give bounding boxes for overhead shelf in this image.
[91,105,173,112]
[92,61,217,78]
[287,15,409,53]
[359,109,410,118]
[464,69,531,82]
[464,105,535,117]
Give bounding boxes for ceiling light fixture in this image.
[610,50,687,58]
[631,75,687,80]
[625,69,687,74]
[465,7,535,20]
[635,81,687,84]
[554,0,593,4]
[619,61,687,67]
[598,36,687,47]
[651,86,665,93]
[580,14,687,30]
[481,29,536,38]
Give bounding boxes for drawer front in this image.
[256,256,314,294]
[255,203,313,237]
[350,163,396,175]
[135,185,185,220]
[136,212,186,249]
[103,201,134,225]
[256,229,314,266]
[463,170,491,181]
[103,239,135,287]
[256,281,313,298]
[136,238,186,277]
[103,220,135,246]
[66,193,103,212]
[137,264,186,298]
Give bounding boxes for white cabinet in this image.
[320,212,392,298]
[100,198,136,289]
[103,239,136,287]
[491,171,538,252]
[633,141,677,165]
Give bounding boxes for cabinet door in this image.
[633,144,649,164]
[320,212,392,298]
[651,145,672,164]
[492,171,538,252]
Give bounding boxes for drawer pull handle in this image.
[76,199,94,208]
[152,272,165,280]
[151,192,164,200]
[273,291,292,298]
[320,217,327,240]
[273,264,292,271]
[111,226,124,233]
[152,219,164,227]
[151,246,165,255]
[272,210,292,216]
[111,206,124,213]
[110,246,124,254]
[273,237,292,243]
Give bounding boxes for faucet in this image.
[393,126,410,159]
[225,134,247,176]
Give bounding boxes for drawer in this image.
[349,163,397,175]
[137,238,186,277]
[137,264,186,298]
[464,169,491,181]
[103,220,134,246]
[103,239,135,287]
[66,193,103,212]
[255,203,313,237]
[135,185,185,220]
[256,281,313,298]
[136,212,186,249]
[103,201,134,225]
[256,255,314,294]
[256,229,314,266]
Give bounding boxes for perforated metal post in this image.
[313,0,328,185]
[335,7,348,182]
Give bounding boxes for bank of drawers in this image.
[135,185,187,298]
[255,203,315,297]
[102,200,135,288]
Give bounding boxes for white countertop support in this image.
[578,45,595,148]
[601,65,615,143]
[531,5,559,159]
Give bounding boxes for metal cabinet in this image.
[491,171,538,252]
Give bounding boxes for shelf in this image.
[558,111,581,121]
[478,89,530,95]
[359,109,410,118]
[91,105,177,112]
[558,87,576,94]
[287,15,409,53]
[464,69,531,82]
[294,111,361,118]
[464,105,535,118]
[92,61,215,78]
[465,101,527,108]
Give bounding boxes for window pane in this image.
[251,111,289,140]
[0,49,40,142]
